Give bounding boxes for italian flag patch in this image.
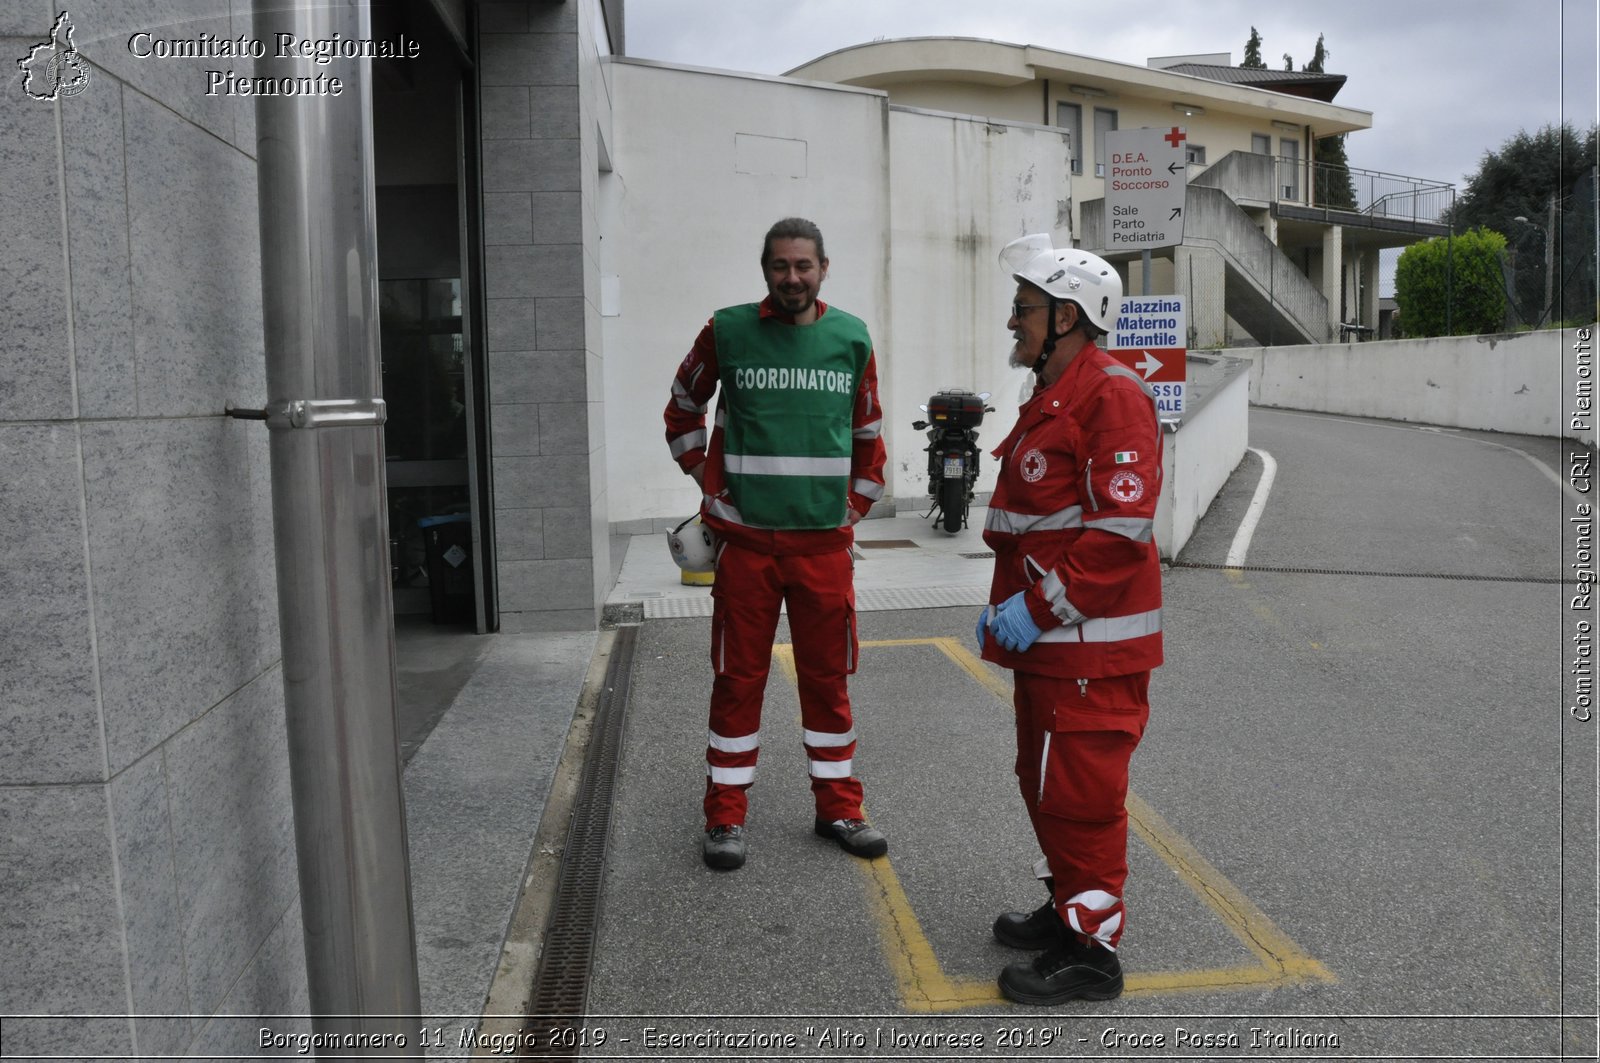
[1114,450,1138,464]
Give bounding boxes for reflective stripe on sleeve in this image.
[809,759,854,779]
[1035,608,1162,643]
[671,378,706,413]
[1100,363,1156,399]
[803,727,856,748]
[851,478,885,501]
[986,506,1084,535]
[1083,515,1155,542]
[708,729,760,753]
[1038,570,1087,627]
[853,418,883,440]
[669,429,708,459]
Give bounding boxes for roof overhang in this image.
[788,37,1372,137]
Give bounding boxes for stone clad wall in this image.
[1,4,302,1057]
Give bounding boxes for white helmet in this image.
[999,233,1121,333]
[666,514,717,571]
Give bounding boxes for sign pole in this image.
[1141,250,1152,296]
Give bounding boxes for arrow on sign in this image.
[1135,351,1164,380]
[1167,161,1183,175]
[1169,207,1183,220]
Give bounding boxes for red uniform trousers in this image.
[704,541,863,829]
[1012,670,1150,950]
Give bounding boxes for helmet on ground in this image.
[999,233,1121,333]
[666,514,717,571]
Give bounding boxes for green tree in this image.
[1303,33,1329,73]
[1282,52,1294,71]
[1241,27,1266,69]
[1302,35,1358,210]
[1394,228,1508,337]
[1447,122,1599,324]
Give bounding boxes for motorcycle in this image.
[911,388,995,532]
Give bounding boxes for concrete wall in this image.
[884,105,1074,504]
[1240,328,1597,443]
[1158,356,1252,556]
[600,61,1078,525]
[599,60,893,526]
[479,0,615,630]
[1,3,302,1057]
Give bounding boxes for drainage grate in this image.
[1171,560,1566,585]
[959,551,995,559]
[520,625,637,1056]
[856,538,920,549]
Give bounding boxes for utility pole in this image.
[1542,193,1556,326]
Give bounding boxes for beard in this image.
[1007,335,1035,370]
[771,285,816,315]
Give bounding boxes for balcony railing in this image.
[1193,151,1455,228]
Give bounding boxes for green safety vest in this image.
[713,303,872,529]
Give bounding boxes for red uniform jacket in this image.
[981,341,1164,679]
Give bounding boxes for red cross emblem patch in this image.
[1108,470,1145,503]
[1021,448,1047,483]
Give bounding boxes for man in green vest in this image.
[664,217,889,871]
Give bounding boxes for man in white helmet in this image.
[976,234,1164,1004]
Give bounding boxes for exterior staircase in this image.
[1081,151,1332,345]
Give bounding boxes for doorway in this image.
[372,0,493,635]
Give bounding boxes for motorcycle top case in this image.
[925,389,986,428]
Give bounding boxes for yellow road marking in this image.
[773,637,1333,1007]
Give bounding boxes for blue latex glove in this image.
[990,591,1043,652]
[974,608,991,653]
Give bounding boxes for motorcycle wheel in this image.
[939,477,965,532]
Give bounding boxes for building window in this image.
[1252,133,1271,156]
[1185,144,1206,165]
[1093,107,1118,177]
[1280,137,1300,200]
[1056,102,1083,175]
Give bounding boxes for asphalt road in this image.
[577,409,1596,1061]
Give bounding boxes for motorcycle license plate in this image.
[943,456,964,477]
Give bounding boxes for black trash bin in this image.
[418,513,474,625]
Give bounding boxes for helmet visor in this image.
[998,233,1056,276]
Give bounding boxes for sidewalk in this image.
[604,506,998,621]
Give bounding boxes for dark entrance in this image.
[371,0,494,632]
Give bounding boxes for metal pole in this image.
[1141,249,1151,295]
[253,0,423,1049]
[1543,193,1557,326]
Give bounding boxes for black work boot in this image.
[702,824,746,870]
[998,937,1124,1005]
[993,877,1065,949]
[992,898,1068,950]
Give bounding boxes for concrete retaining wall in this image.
[1237,328,1596,444]
[1158,356,1251,558]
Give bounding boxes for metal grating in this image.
[1171,560,1566,585]
[854,584,991,611]
[520,625,637,1057]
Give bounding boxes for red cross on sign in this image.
[1164,126,1187,148]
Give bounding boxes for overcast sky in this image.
[623,0,1598,194]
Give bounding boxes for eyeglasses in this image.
[1012,302,1051,318]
